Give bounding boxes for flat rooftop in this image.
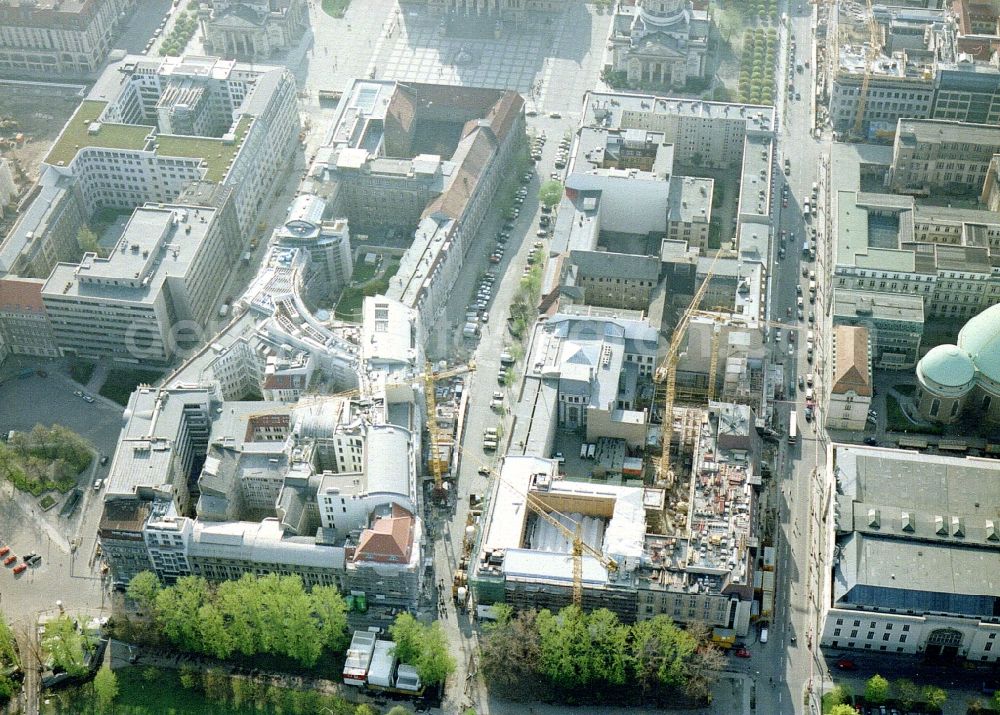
[897,118,1000,146]
[45,101,254,182]
[43,204,216,303]
[583,91,775,135]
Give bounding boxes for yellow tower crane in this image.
[653,252,721,486]
[486,464,619,607]
[850,0,884,139]
[424,361,475,502]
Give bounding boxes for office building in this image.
[41,204,230,364]
[889,119,1000,195]
[0,0,135,77]
[822,445,1000,664]
[474,401,758,638]
[0,277,59,357]
[317,79,526,332]
[832,289,924,369]
[274,195,353,304]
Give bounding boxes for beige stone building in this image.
[825,326,873,431]
[201,0,308,60]
[0,0,135,77]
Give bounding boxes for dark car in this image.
[836,658,857,670]
[100,455,109,466]
[734,647,751,658]
[863,437,878,446]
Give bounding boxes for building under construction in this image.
[471,402,759,638]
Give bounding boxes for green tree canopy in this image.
[893,678,920,710]
[865,674,890,704]
[93,665,119,710]
[41,615,92,676]
[538,180,564,208]
[388,613,455,687]
[388,612,423,665]
[830,705,860,715]
[126,571,162,613]
[921,684,947,710]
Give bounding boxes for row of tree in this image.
[827,674,958,714]
[0,615,18,704]
[127,571,348,668]
[479,606,722,704]
[127,572,456,686]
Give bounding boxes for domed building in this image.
[914,304,1000,424]
[609,0,710,89]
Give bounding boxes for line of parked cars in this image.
[1,543,41,575]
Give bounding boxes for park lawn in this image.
[100,369,163,406]
[885,394,943,435]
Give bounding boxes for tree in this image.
[538,180,564,208]
[830,705,860,715]
[993,690,1000,713]
[93,665,119,711]
[77,226,102,257]
[537,606,595,689]
[415,621,455,687]
[893,678,920,710]
[197,603,233,660]
[389,612,423,665]
[827,683,852,707]
[921,684,947,710]
[630,615,697,692]
[479,607,541,698]
[386,707,411,715]
[126,571,162,613]
[864,674,890,704]
[354,705,379,715]
[311,585,349,653]
[41,615,91,676]
[155,576,210,652]
[585,609,629,687]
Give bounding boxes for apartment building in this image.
[932,62,1000,124]
[0,277,59,357]
[889,119,1000,195]
[41,204,229,364]
[822,445,1000,664]
[832,289,924,369]
[0,0,135,78]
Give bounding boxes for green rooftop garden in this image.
[156,114,253,182]
[45,101,254,183]
[45,101,152,167]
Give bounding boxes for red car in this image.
[12,563,26,575]
[734,647,751,658]
[3,555,16,566]
[836,658,857,670]
[0,546,9,558]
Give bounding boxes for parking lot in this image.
[0,359,121,625]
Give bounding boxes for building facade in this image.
[822,445,1000,664]
[0,0,136,78]
[608,0,710,90]
[200,0,308,60]
[825,326,873,431]
[889,119,1000,195]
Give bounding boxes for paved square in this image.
[371,13,550,94]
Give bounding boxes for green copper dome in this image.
[918,344,975,389]
[958,303,1000,383]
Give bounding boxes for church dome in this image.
[639,0,686,25]
[916,344,975,394]
[958,303,1000,385]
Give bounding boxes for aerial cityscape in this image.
[0,0,998,714]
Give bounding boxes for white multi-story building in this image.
[0,0,135,77]
[41,204,229,364]
[822,445,1000,664]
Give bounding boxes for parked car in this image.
[12,563,26,575]
[734,647,751,658]
[3,555,16,566]
[835,658,857,671]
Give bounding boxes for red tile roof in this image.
[0,277,47,314]
[354,504,414,562]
